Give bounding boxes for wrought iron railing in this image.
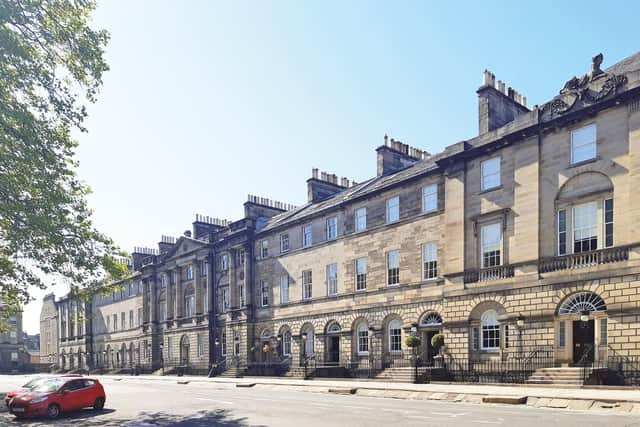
[539,246,630,273]
[464,265,514,284]
[444,346,555,384]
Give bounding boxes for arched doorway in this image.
[419,312,443,364]
[325,322,341,365]
[557,292,607,364]
[180,335,190,365]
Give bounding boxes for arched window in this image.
[420,312,443,327]
[559,292,606,315]
[388,319,402,352]
[481,309,500,350]
[357,323,369,354]
[302,326,314,356]
[283,331,292,356]
[184,285,195,318]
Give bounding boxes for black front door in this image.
[328,336,340,364]
[572,320,594,364]
[423,331,439,364]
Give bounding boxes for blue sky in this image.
[22,0,640,333]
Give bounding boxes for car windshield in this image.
[21,378,45,389]
[30,378,65,393]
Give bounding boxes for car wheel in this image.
[47,403,61,419]
[93,397,105,411]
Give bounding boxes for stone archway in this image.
[418,312,444,364]
[556,291,607,364]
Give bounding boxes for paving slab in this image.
[567,399,594,410]
[547,398,570,408]
[534,397,553,408]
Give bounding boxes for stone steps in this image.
[375,367,416,383]
[526,367,587,385]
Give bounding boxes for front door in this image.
[572,320,594,364]
[423,330,439,364]
[328,336,340,364]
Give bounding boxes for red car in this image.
[8,377,106,419]
[4,375,82,407]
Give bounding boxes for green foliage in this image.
[405,335,421,348]
[0,0,125,326]
[431,333,445,351]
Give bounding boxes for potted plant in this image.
[431,333,445,367]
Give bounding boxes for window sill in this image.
[568,157,598,169]
[479,185,503,195]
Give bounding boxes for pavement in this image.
[1,374,640,426]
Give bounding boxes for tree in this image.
[0,0,127,325]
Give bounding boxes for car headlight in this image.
[31,396,48,404]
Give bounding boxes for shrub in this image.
[405,336,421,348]
[431,333,445,352]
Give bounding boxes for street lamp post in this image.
[410,323,418,383]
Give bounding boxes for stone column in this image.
[149,277,157,323]
[167,272,174,319]
[176,266,183,318]
[228,250,235,309]
[194,261,202,315]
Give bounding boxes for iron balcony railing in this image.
[464,265,514,284]
[539,245,630,273]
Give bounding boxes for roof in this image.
[260,155,440,232]
[258,50,640,234]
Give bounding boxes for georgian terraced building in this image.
[45,51,640,380]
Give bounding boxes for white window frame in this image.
[355,207,367,232]
[604,198,613,248]
[422,242,438,280]
[302,224,312,248]
[481,223,502,268]
[221,332,227,356]
[357,324,369,355]
[386,196,400,223]
[355,258,367,291]
[221,254,229,271]
[280,275,289,304]
[185,288,195,317]
[222,287,229,312]
[326,263,338,296]
[283,331,292,356]
[186,265,193,280]
[326,217,338,240]
[386,250,400,286]
[239,284,245,307]
[197,334,204,358]
[388,320,402,353]
[571,124,597,164]
[422,183,438,213]
[302,270,313,300]
[167,337,173,359]
[480,309,500,351]
[481,157,501,191]
[280,233,289,253]
[129,310,134,329]
[260,240,269,258]
[572,201,598,253]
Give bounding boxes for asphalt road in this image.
[1,375,639,427]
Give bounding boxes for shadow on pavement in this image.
[2,408,257,426]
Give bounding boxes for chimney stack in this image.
[376,135,429,176]
[307,168,351,202]
[477,69,529,135]
[158,235,177,254]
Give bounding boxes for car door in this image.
[62,380,85,411]
[81,380,98,407]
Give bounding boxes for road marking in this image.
[430,411,468,418]
[470,421,502,425]
[194,397,234,405]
